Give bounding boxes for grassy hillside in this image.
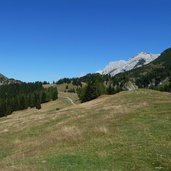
[0,89,171,170]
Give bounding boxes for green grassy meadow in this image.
[0,89,171,171]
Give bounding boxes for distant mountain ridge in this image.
[99,52,160,76]
[110,48,171,91]
[0,73,21,85]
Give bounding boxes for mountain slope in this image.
[0,74,10,85]
[0,89,171,170]
[99,52,160,76]
[0,73,21,85]
[107,48,171,92]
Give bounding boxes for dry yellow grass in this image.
[0,89,171,171]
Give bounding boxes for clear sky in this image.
[0,0,171,82]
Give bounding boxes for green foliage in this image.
[56,78,72,84]
[42,81,50,85]
[107,85,116,94]
[78,80,106,102]
[36,103,41,110]
[134,58,146,68]
[0,83,58,117]
[57,73,110,86]
[48,87,58,101]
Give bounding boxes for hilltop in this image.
[0,89,171,170]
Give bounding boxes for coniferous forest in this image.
[0,82,58,117]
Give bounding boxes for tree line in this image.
[0,82,58,117]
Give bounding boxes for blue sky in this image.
[0,0,171,82]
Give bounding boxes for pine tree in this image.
[79,80,106,102]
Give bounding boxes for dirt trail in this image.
[58,94,76,105]
[66,97,76,105]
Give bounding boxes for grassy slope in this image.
[0,89,171,171]
[43,83,78,93]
